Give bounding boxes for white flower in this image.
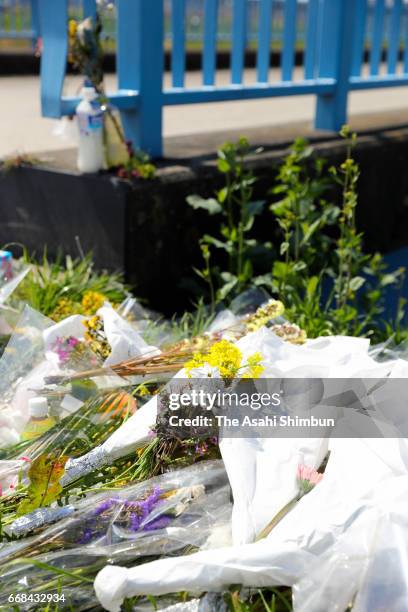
[77,17,93,44]
[185,364,220,379]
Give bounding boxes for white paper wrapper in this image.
[220,328,392,545]
[98,305,160,365]
[93,328,408,611]
[94,435,408,610]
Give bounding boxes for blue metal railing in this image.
[38,0,408,158]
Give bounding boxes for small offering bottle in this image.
[21,397,57,442]
[76,87,105,173]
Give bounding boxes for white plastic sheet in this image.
[94,329,408,611]
[94,436,408,611]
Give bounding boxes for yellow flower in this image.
[81,291,107,315]
[85,315,101,331]
[137,384,150,397]
[68,19,77,37]
[185,340,264,380]
[185,340,242,380]
[51,298,81,322]
[83,315,111,360]
[242,352,265,378]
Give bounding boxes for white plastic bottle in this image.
[76,87,105,173]
[21,397,56,442]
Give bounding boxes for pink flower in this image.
[297,464,323,494]
[52,336,80,364]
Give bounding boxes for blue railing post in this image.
[83,0,97,20]
[315,0,356,131]
[116,0,164,158]
[39,0,68,118]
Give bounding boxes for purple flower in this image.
[195,442,208,456]
[94,497,121,516]
[127,487,163,532]
[78,527,94,544]
[77,488,166,544]
[143,514,172,531]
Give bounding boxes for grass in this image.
[13,250,128,319]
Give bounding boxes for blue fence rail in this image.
[38,0,408,158]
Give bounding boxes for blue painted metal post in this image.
[281,0,297,81]
[388,0,402,75]
[116,0,164,158]
[83,0,97,20]
[351,0,367,77]
[172,0,186,87]
[39,0,68,118]
[231,0,247,84]
[257,0,273,83]
[315,0,355,131]
[370,0,385,76]
[203,0,219,86]
[304,0,319,79]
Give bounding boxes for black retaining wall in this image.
[1,125,408,313]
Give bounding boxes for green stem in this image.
[255,496,299,541]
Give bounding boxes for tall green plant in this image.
[270,127,405,340]
[187,137,269,310]
[187,130,406,342]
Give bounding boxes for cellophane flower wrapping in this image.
[0,461,231,611]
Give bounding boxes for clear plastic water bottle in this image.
[21,397,57,442]
[76,87,105,173]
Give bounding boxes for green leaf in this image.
[218,187,228,203]
[301,218,321,244]
[186,195,222,215]
[240,259,253,281]
[243,216,255,232]
[217,158,230,173]
[380,273,402,287]
[272,261,289,280]
[253,274,275,289]
[203,234,231,252]
[280,242,289,256]
[293,261,307,272]
[306,276,319,299]
[349,276,366,291]
[17,453,68,516]
[247,200,265,216]
[217,276,238,301]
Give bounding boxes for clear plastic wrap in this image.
[93,435,408,611]
[0,257,30,306]
[0,306,54,449]
[292,472,408,612]
[0,461,231,611]
[0,305,148,453]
